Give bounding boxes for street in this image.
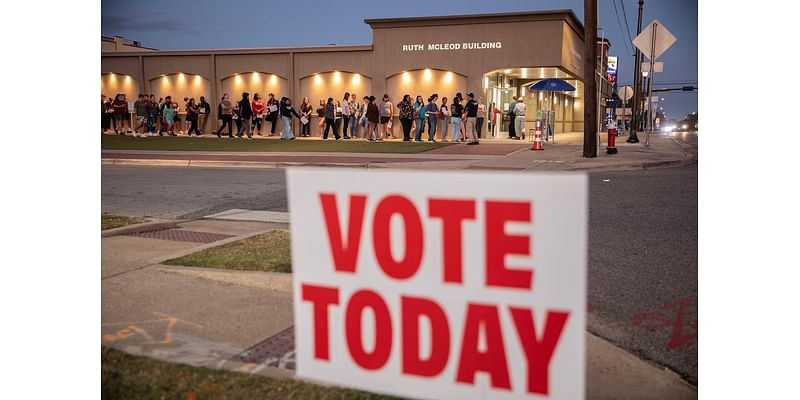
[102,159,698,384]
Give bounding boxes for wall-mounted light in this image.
[444,71,453,84]
[235,75,242,85]
[402,71,411,84]
[194,75,201,85]
[178,73,185,83]
[314,74,322,85]
[270,74,277,85]
[124,75,131,84]
[252,72,260,83]
[352,73,361,85]
[333,71,341,83]
[423,69,432,81]
[162,76,169,85]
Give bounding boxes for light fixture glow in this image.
[194,75,201,85]
[423,69,432,81]
[270,74,277,85]
[235,75,242,84]
[521,68,528,78]
[444,72,453,84]
[483,76,489,90]
[539,92,544,101]
[352,73,361,85]
[333,71,341,83]
[504,69,511,74]
[162,76,168,85]
[252,72,260,82]
[520,87,526,97]
[178,73,185,82]
[124,75,131,84]
[314,74,322,85]
[402,72,411,84]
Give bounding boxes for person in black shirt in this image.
[238,92,253,139]
[279,97,302,140]
[449,97,463,142]
[198,96,211,135]
[464,93,479,145]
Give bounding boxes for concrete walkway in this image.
[101,131,696,172]
[101,217,696,399]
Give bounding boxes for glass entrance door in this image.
[489,86,516,138]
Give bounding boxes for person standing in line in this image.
[397,94,414,142]
[476,97,486,139]
[489,102,500,137]
[266,93,279,136]
[300,97,313,137]
[251,93,265,136]
[349,92,360,138]
[163,101,176,136]
[113,93,129,134]
[156,97,165,135]
[425,94,439,143]
[366,96,380,141]
[464,93,480,145]
[102,95,110,134]
[449,96,463,142]
[198,96,210,135]
[133,94,148,137]
[334,100,343,138]
[217,94,234,138]
[238,92,253,139]
[341,92,352,139]
[379,94,393,140]
[279,97,302,140]
[316,98,326,137]
[513,96,527,142]
[186,98,202,137]
[359,96,370,138]
[507,96,518,139]
[146,94,159,136]
[439,96,449,142]
[322,97,340,140]
[454,93,465,141]
[172,100,182,135]
[413,95,425,142]
[180,97,190,134]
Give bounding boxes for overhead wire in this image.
[611,0,634,55]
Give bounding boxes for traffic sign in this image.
[289,168,588,400]
[641,62,664,73]
[632,20,676,60]
[620,86,634,102]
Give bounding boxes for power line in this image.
[619,0,634,46]
[611,0,634,55]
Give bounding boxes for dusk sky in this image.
[101,0,697,119]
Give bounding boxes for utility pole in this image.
[583,0,597,157]
[627,0,644,143]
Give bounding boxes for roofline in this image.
[101,44,374,57]
[365,9,584,38]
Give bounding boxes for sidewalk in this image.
[101,131,696,172]
[101,217,696,399]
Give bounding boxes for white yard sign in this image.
[288,169,587,399]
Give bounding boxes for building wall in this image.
[150,73,211,114]
[100,73,140,100]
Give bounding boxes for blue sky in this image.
[101,0,697,119]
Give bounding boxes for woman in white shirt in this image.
[341,93,351,139]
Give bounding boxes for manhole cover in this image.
[233,326,295,369]
[126,229,234,244]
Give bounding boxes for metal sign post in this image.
[632,19,677,147]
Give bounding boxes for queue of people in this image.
[102,90,508,143]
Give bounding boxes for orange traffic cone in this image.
[531,121,544,151]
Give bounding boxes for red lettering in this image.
[428,198,476,283]
[319,193,367,273]
[345,290,393,370]
[509,307,570,395]
[373,195,423,280]
[301,284,340,360]
[485,201,533,289]
[456,303,511,390]
[401,296,451,377]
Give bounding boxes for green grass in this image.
[164,230,292,273]
[102,347,401,400]
[101,134,451,154]
[102,213,148,230]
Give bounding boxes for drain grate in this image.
[233,326,295,369]
[126,229,234,244]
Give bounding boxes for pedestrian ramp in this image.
[204,209,289,223]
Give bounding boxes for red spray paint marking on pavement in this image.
[632,298,697,349]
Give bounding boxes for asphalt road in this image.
[102,163,698,384]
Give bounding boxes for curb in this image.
[103,158,372,170]
[101,220,179,238]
